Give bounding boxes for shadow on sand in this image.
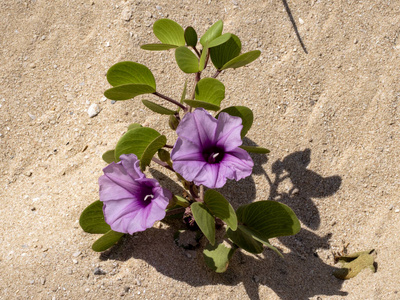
[101,148,345,299]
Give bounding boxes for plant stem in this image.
[153,92,187,111]
[212,70,222,78]
[193,46,201,57]
[163,144,173,149]
[152,157,174,171]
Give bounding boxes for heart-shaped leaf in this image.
[209,34,241,69]
[175,46,199,73]
[226,226,264,254]
[106,61,156,88]
[191,202,215,245]
[102,150,117,164]
[104,84,156,100]
[183,99,220,111]
[184,26,198,47]
[240,145,270,154]
[203,242,237,273]
[204,189,237,230]
[195,77,225,107]
[200,20,223,47]
[153,19,185,46]
[141,43,178,51]
[92,230,125,252]
[217,106,253,138]
[142,100,176,115]
[114,127,166,169]
[79,200,111,234]
[236,201,300,240]
[221,50,261,70]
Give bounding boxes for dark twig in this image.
[153,92,188,111]
[152,157,174,171]
[212,70,222,78]
[281,0,308,54]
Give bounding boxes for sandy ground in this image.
[1,0,400,299]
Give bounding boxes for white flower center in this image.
[144,194,154,201]
[212,153,219,159]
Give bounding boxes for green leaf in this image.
[180,80,187,104]
[209,34,241,69]
[226,226,263,254]
[92,230,125,252]
[183,99,220,111]
[142,100,176,115]
[173,195,190,208]
[104,84,156,101]
[106,61,156,88]
[203,243,237,273]
[102,149,117,164]
[184,26,198,47]
[198,45,208,72]
[114,127,162,162]
[217,106,253,138]
[153,19,185,46]
[127,123,142,131]
[204,189,237,230]
[240,145,270,154]
[221,50,261,70]
[79,200,111,234]
[236,200,301,241]
[208,33,232,48]
[175,46,199,73]
[140,134,167,170]
[200,20,223,47]
[191,202,215,245]
[141,43,178,51]
[195,78,225,108]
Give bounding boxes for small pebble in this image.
[85,288,90,293]
[72,251,81,257]
[93,267,106,275]
[28,113,36,120]
[87,103,101,118]
[395,209,400,213]
[72,259,78,264]
[121,7,132,21]
[111,100,116,104]
[299,18,304,24]
[41,277,46,285]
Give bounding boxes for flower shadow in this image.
[100,146,344,299]
[101,226,346,300]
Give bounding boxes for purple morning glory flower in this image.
[171,108,254,188]
[99,154,171,234]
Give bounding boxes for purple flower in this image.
[171,108,254,188]
[99,154,171,234]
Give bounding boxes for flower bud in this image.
[169,114,179,130]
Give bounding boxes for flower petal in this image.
[120,154,145,180]
[176,108,217,148]
[102,161,139,192]
[215,112,243,151]
[221,148,254,180]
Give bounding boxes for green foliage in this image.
[114,127,166,170]
[333,249,376,280]
[127,123,142,131]
[198,45,208,71]
[226,226,264,254]
[208,33,232,48]
[184,26,198,47]
[104,84,156,101]
[106,61,156,88]
[92,230,125,252]
[209,34,241,69]
[102,150,117,164]
[141,44,178,51]
[204,189,237,230]
[175,46,200,73]
[203,242,237,273]
[240,145,270,154]
[79,200,111,234]
[153,19,186,46]
[200,20,223,47]
[184,78,225,111]
[221,50,261,70]
[142,100,176,115]
[217,106,253,138]
[191,202,215,245]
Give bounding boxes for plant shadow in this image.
[101,146,344,299]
